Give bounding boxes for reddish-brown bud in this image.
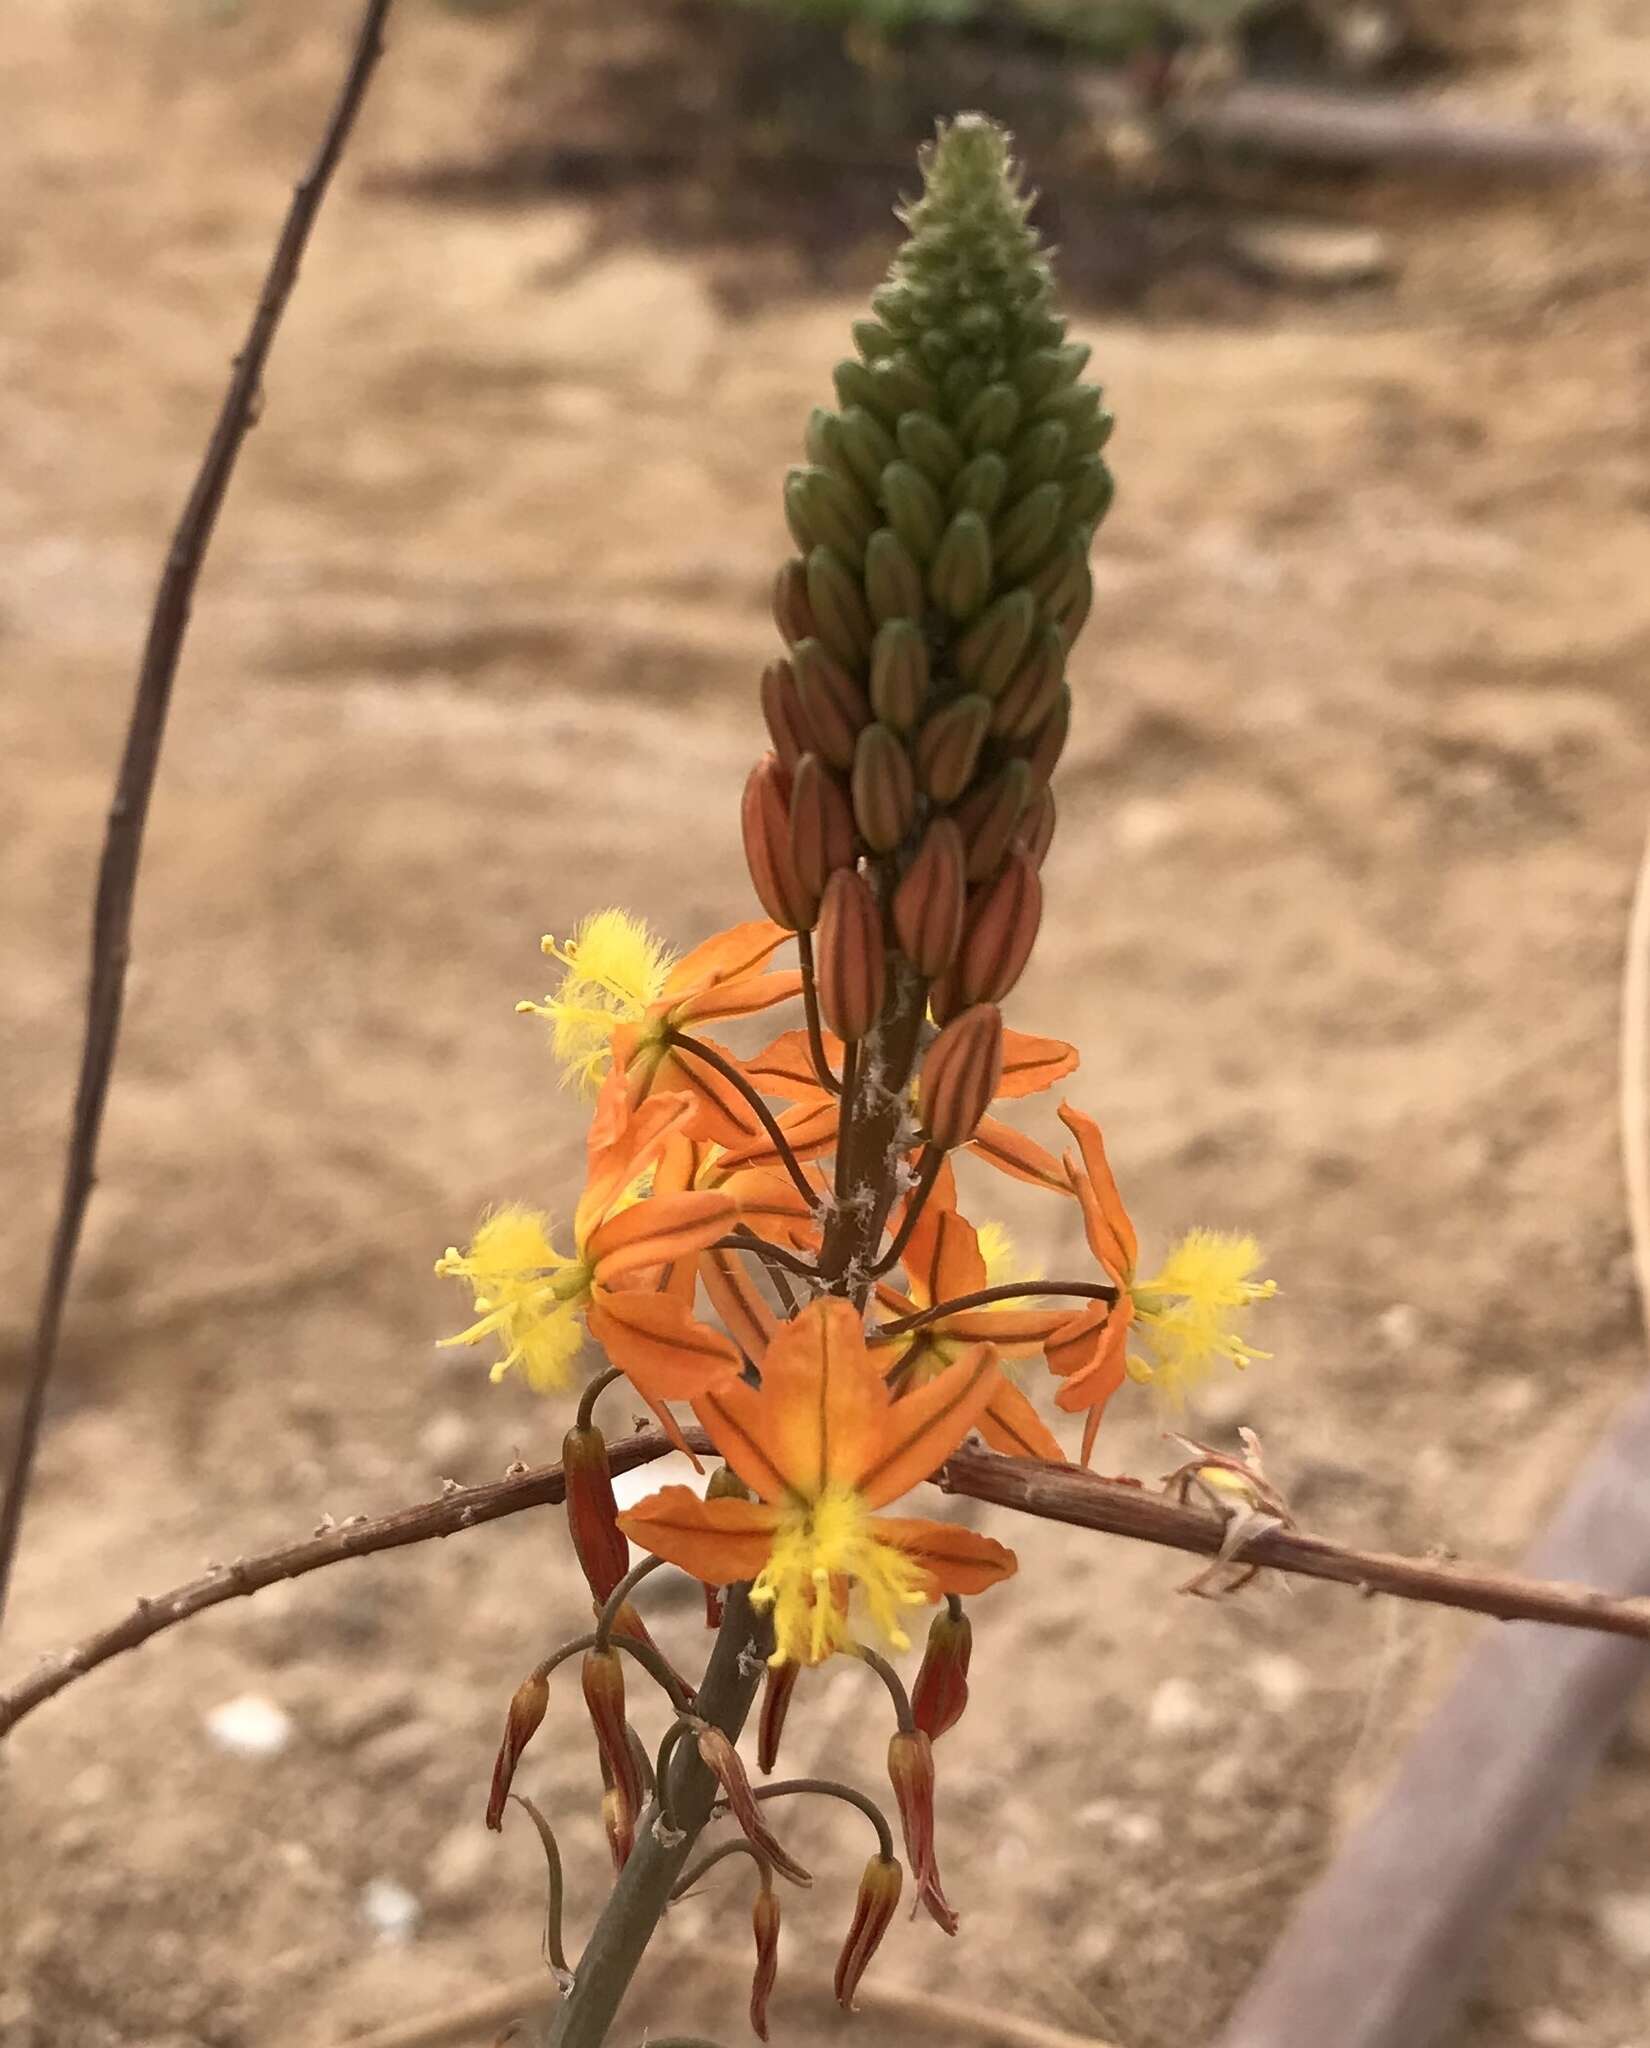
[601,1783,634,1874]
[1017,682,1071,797]
[958,851,1043,1006]
[1017,784,1056,870]
[954,760,1032,883]
[485,1670,548,1832]
[834,1854,904,2009]
[915,692,991,803]
[562,1423,630,1604]
[990,624,1066,740]
[868,617,929,731]
[760,658,811,772]
[743,755,817,932]
[916,1003,1004,1150]
[750,1885,782,2042]
[604,1600,656,1655]
[792,637,871,772]
[758,1658,802,1777]
[696,1724,812,1885]
[912,1605,973,1743]
[788,753,858,901]
[851,722,916,854]
[888,1729,956,1935]
[582,1649,643,1839]
[892,818,966,977]
[928,968,961,1027]
[815,867,886,1043]
[772,558,817,649]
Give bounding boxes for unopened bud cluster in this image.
[744,115,1112,1119]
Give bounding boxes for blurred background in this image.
[3,2,1650,2044]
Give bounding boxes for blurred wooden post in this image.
[1212,1383,1650,2048]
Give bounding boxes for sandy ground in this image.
[5,5,1650,2046]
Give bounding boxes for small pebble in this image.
[1593,1890,1650,1966]
[1377,1302,1421,1351]
[1147,1677,1217,1739]
[1248,1653,1310,1713]
[204,1694,293,1758]
[362,1877,422,1946]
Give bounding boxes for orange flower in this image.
[618,1300,1017,1665]
[875,1202,1067,1464]
[1042,1103,1139,1464]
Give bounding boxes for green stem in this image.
[545,1589,773,2048]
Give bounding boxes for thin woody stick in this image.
[0,0,398,1643]
[9,1424,1650,1743]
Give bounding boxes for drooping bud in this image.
[958,851,1043,1005]
[760,658,810,771]
[485,1670,548,1832]
[788,754,858,901]
[806,546,874,667]
[758,1658,802,1777]
[695,1724,812,1886]
[815,868,886,1042]
[927,511,993,621]
[915,693,991,803]
[892,818,966,977]
[912,1604,973,1742]
[834,1855,904,2009]
[868,619,929,731]
[916,1003,1004,1150]
[863,527,926,625]
[750,1886,782,2041]
[791,638,871,772]
[601,1783,634,1875]
[742,756,816,931]
[772,559,817,648]
[562,1423,630,1604]
[887,1729,957,1935]
[851,724,916,854]
[581,1649,644,1842]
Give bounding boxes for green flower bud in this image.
[851,722,917,853]
[896,411,965,488]
[881,459,946,563]
[950,450,1009,518]
[852,318,896,360]
[955,589,1036,698]
[959,379,1021,453]
[807,546,874,667]
[993,480,1064,582]
[1065,458,1115,528]
[915,693,991,803]
[1008,418,1069,494]
[838,406,899,497]
[928,511,993,622]
[990,625,1066,740]
[869,619,929,731]
[864,528,926,625]
[785,465,874,564]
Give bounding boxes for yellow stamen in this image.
[518,909,676,1095]
[434,1206,588,1393]
[1129,1229,1275,1408]
[750,1485,929,1666]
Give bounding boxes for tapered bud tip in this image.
[699,1724,814,1888]
[912,1606,973,1743]
[602,1784,635,1874]
[750,1888,782,2042]
[815,867,887,1044]
[917,1003,1004,1150]
[758,1658,803,1777]
[835,1854,904,2010]
[887,1729,957,1937]
[486,1671,549,1831]
[582,1649,643,1838]
[562,1423,631,1604]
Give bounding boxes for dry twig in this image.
[10,1425,1650,1742]
[0,0,398,1641]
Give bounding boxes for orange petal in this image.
[855,1341,1004,1511]
[717,1098,838,1174]
[966,1115,1071,1197]
[742,1026,842,1104]
[897,1202,986,1314]
[579,1073,697,1240]
[661,920,792,1007]
[1057,1102,1138,1279]
[941,1306,1075,1351]
[588,1288,743,1401]
[994,1030,1080,1102]
[618,1485,783,1585]
[719,1167,821,1250]
[588,1189,738,1280]
[676,969,803,1027]
[871,1514,1017,1596]
[977,1378,1067,1463]
[651,1038,767,1151]
[700,1246,778,1362]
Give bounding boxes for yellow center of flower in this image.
[516,909,676,1095]
[1128,1228,1276,1407]
[434,1206,591,1394]
[750,1484,929,1667]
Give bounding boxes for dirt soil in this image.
[5,6,1650,2047]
